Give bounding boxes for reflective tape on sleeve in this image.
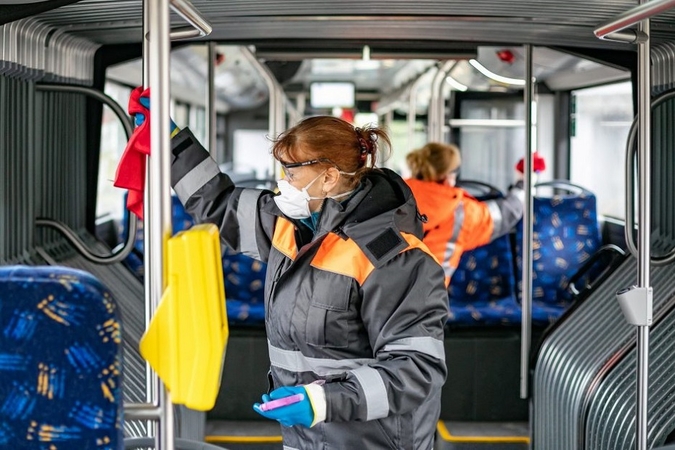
[382,336,445,361]
[174,157,221,203]
[237,189,264,260]
[350,365,389,420]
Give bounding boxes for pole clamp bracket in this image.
[616,286,653,326]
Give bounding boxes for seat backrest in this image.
[0,265,123,449]
[222,246,266,324]
[516,181,601,323]
[447,181,519,326]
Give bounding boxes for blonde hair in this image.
[406,142,461,181]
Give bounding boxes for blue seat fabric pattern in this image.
[221,247,266,325]
[119,194,267,325]
[0,266,123,449]
[448,234,520,326]
[118,195,194,279]
[516,192,601,325]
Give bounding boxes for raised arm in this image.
[171,128,278,262]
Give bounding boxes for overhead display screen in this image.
[310,82,355,109]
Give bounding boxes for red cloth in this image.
[515,152,546,173]
[113,87,150,220]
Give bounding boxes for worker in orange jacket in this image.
[405,142,545,281]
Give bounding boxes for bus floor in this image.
[203,420,530,450]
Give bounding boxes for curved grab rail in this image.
[34,83,138,265]
[534,179,594,196]
[567,244,627,296]
[625,89,675,266]
[169,0,212,40]
[594,0,675,41]
[455,179,503,198]
[234,178,277,190]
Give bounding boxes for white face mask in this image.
[274,172,326,219]
[274,171,356,219]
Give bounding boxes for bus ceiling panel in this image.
[106,45,271,112]
[0,0,82,26]
[33,0,673,24]
[31,0,675,48]
[33,18,637,50]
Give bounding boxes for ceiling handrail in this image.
[594,0,675,42]
[169,0,212,40]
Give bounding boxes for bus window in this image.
[97,81,132,222]
[453,96,527,192]
[173,100,190,130]
[570,81,633,219]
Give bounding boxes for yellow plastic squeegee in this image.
[140,224,228,411]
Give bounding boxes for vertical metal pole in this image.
[206,41,216,157]
[385,110,393,131]
[428,61,455,143]
[141,1,157,440]
[296,92,306,120]
[408,82,417,152]
[148,0,174,449]
[520,44,534,400]
[636,6,651,450]
[275,93,285,139]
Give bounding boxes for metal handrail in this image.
[428,60,455,143]
[169,0,212,38]
[520,43,534,400]
[240,46,287,179]
[34,83,137,265]
[147,0,175,448]
[594,0,675,39]
[624,89,675,266]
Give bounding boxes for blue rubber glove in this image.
[253,384,326,428]
[135,94,178,136]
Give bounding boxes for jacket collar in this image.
[262,168,424,246]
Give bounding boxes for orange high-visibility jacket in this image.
[405,178,524,280]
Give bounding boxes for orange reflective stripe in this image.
[311,231,445,287]
[401,232,449,287]
[272,217,297,260]
[400,232,437,262]
[311,233,375,285]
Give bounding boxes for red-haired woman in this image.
[167,115,448,450]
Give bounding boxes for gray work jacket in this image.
[171,129,449,450]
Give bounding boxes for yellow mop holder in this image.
[140,224,228,411]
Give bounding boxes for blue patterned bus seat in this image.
[516,183,601,325]
[447,185,519,327]
[448,234,520,326]
[222,247,266,325]
[118,194,194,279]
[119,194,268,325]
[0,266,123,449]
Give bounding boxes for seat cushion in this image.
[0,266,123,449]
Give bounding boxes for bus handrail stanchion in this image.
[427,60,455,144]
[148,0,174,448]
[633,6,652,450]
[520,43,534,402]
[597,1,660,448]
[240,46,287,179]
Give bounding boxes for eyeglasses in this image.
[279,158,332,170]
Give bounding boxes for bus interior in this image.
[2,1,675,449]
